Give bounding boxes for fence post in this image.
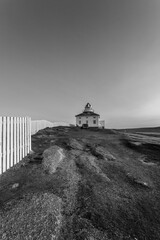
[24,117,25,156]
[10,117,13,167]
[22,117,25,158]
[25,117,27,155]
[29,118,31,151]
[14,117,17,165]
[3,117,7,172]
[27,117,29,153]
[0,117,2,174]
[19,117,22,161]
[17,117,20,163]
[6,117,10,170]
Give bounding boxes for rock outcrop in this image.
[42,146,65,174]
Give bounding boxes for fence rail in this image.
[0,116,31,175]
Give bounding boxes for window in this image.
[79,117,81,119]
[86,120,88,124]
[79,121,81,124]
[93,120,96,124]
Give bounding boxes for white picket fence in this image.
[0,116,31,175]
[31,120,70,135]
[31,120,55,135]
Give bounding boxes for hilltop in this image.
[0,126,160,240]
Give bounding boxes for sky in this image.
[0,0,160,128]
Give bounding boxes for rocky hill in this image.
[1,126,160,240]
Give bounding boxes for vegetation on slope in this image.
[1,126,160,239]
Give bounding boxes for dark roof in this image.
[75,112,100,117]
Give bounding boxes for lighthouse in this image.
[75,103,100,127]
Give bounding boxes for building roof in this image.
[75,103,100,117]
[75,112,100,117]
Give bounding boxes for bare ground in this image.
[1,126,160,240]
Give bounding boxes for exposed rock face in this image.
[94,146,116,161]
[42,146,65,174]
[78,153,111,182]
[11,183,19,189]
[69,138,84,151]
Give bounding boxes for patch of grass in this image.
[122,138,160,164]
[2,127,160,239]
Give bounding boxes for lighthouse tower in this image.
[83,103,94,112]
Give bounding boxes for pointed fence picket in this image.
[0,116,31,175]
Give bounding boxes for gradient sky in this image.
[0,0,160,128]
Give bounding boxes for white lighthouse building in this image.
[75,103,100,127]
